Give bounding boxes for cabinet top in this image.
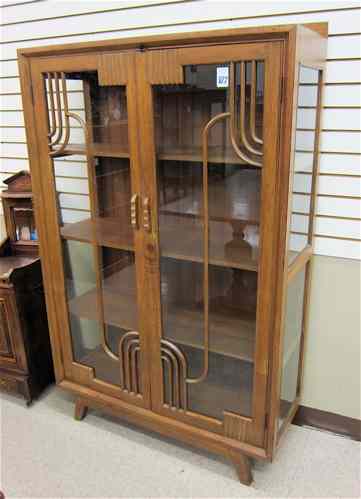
[17,22,328,58]
[1,171,32,196]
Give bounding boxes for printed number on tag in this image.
[216,67,229,88]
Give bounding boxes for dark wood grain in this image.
[0,175,54,403]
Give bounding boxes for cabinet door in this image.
[29,53,151,407]
[138,42,283,444]
[0,288,27,371]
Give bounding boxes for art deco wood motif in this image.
[18,23,327,484]
[0,172,54,403]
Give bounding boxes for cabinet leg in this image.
[74,398,88,421]
[229,451,253,485]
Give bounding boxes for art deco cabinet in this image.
[0,171,54,403]
[18,23,327,484]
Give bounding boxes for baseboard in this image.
[293,405,361,442]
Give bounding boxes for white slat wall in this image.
[0,0,360,260]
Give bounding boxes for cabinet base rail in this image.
[61,380,266,485]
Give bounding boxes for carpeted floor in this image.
[0,386,360,498]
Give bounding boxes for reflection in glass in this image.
[155,61,265,420]
[55,155,134,250]
[288,66,320,263]
[278,268,306,427]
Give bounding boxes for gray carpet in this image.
[1,387,360,498]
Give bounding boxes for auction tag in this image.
[216,67,229,88]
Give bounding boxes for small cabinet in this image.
[19,23,327,484]
[0,172,54,403]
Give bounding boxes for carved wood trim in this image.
[224,412,263,447]
[98,52,132,85]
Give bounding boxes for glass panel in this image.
[278,268,307,427]
[288,66,320,264]
[155,61,265,420]
[57,156,133,250]
[64,240,139,389]
[44,70,140,392]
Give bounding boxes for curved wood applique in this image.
[119,331,142,395]
[228,61,263,167]
[45,72,88,157]
[161,339,187,410]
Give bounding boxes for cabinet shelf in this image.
[51,143,253,165]
[61,216,258,271]
[68,268,255,363]
[158,146,248,165]
[61,217,134,251]
[52,143,130,159]
[164,305,255,362]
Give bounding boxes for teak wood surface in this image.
[17,22,327,485]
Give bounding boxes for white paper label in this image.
[216,67,229,88]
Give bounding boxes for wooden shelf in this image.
[68,267,255,362]
[92,143,129,158]
[164,305,255,362]
[68,265,138,331]
[158,146,248,165]
[61,217,134,251]
[51,143,256,165]
[0,192,33,199]
[160,169,260,225]
[160,213,258,271]
[60,215,258,271]
[51,143,130,158]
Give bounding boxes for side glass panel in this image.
[154,61,265,419]
[45,71,141,394]
[289,66,320,264]
[278,267,307,427]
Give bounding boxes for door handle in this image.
[142,197,151,232]
[130,194,139,229]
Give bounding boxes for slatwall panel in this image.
[0,0,360,259]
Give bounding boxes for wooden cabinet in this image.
[0,172,54,403]
[18,23,327,484]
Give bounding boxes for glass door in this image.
[140,42,283,443]
[30,53,150,407]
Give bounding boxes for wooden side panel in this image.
[266,24,327,458]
